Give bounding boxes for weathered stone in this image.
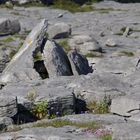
[68,35,102,55]
[0,19,48,83]
[48,22,71,39]
[105,38,118,47]
[68,50,93,75]
[0,96,17,117]
[0,18,20,36]
[0,117,13,131]
[111,97,140,116]
[43,40,73,77]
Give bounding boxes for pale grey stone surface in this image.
[0,126,98,140]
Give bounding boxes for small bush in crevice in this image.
[87,95,111,114]
[31,100,48,119]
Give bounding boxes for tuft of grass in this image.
[100,134,112,140]
[25,89,38,102]
[33,119,101,131]
[87,95,110,114]
[33,51,43,62]
[9,42,23,59]
[85,52,103,58]
[95,8,114,13]
[119,51,134,57]
[0,37,14,43]
[13,34,26,40]
[24,30,32,35]
[50,0,94,13]
[58,40,71,53]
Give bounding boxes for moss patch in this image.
[58,40,71,53]
[119,51,134,57]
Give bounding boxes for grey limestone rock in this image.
[68,50,93,75]
[0,117,13,131]
[68,35,102,55]
[0,126,98,140]
[48,22,71,39]
[43,40,73,77]
[0,96,17,118]
[0,18,20,36]
[111,96,140,117]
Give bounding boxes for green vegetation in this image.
[100,134,112,140]
[87,95,110,114]
[7,119,112,140]
[51,1,94,13]
[119,51,134,57]
[31,100,48,119]
[95,8,114,13]
[85,52,103,58]
[58,40,71,53]
[9,42,23,59]
[24,29,32,35]
[0,37,14,43]
[33,51,43,62]
[33,119,101,130]
[13,34,26,40]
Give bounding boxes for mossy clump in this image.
[31,100,48,119]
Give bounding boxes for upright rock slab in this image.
[68,50,93,75]
[0,19,48,83]
[43,40,73,77]
[0,18,20,36]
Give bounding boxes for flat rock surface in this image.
[0,126,98,140]
[1,1,140,140]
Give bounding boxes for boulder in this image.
[0,96,17,117]
[111,96,140,116]
[48,22,71,39]
[68,50,93,75]
[0,117,13,131]
[105,38,118,47]
[68,35,102,55]
[0,19,48,83]
[0,18,20,36]
[43,40,73,77]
